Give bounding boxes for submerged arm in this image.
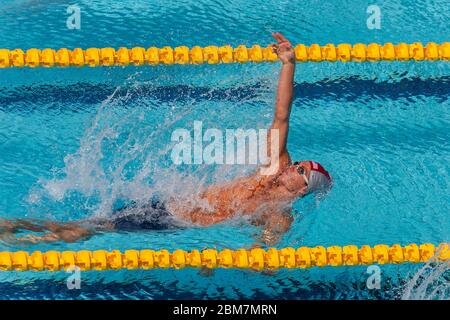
[259,210,293,246]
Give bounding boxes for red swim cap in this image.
[307,161,332,194]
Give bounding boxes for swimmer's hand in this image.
[271,32,295,65]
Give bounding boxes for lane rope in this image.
[0,42,449,68]
[0,243,448,271]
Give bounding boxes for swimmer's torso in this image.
[166,169,291,225]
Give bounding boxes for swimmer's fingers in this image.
[271,42,293,59]
[271,32,290,45]
[276,32,290,44]
[271,32,283,44]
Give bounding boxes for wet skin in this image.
[0,33,311,246]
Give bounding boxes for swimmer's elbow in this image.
[271,115,289,129]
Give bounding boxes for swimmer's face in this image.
[278,161,309,196]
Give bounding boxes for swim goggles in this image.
[293,162,309,187]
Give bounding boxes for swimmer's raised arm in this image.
[267,32,296,169]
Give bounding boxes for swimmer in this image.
[0,33,332,246]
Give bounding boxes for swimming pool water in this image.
[0,0,449,299]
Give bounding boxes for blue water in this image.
[0,0,449,299]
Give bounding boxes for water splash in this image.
[33,80,207,220]
[30,75,265,222]
[400,257,449,300]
